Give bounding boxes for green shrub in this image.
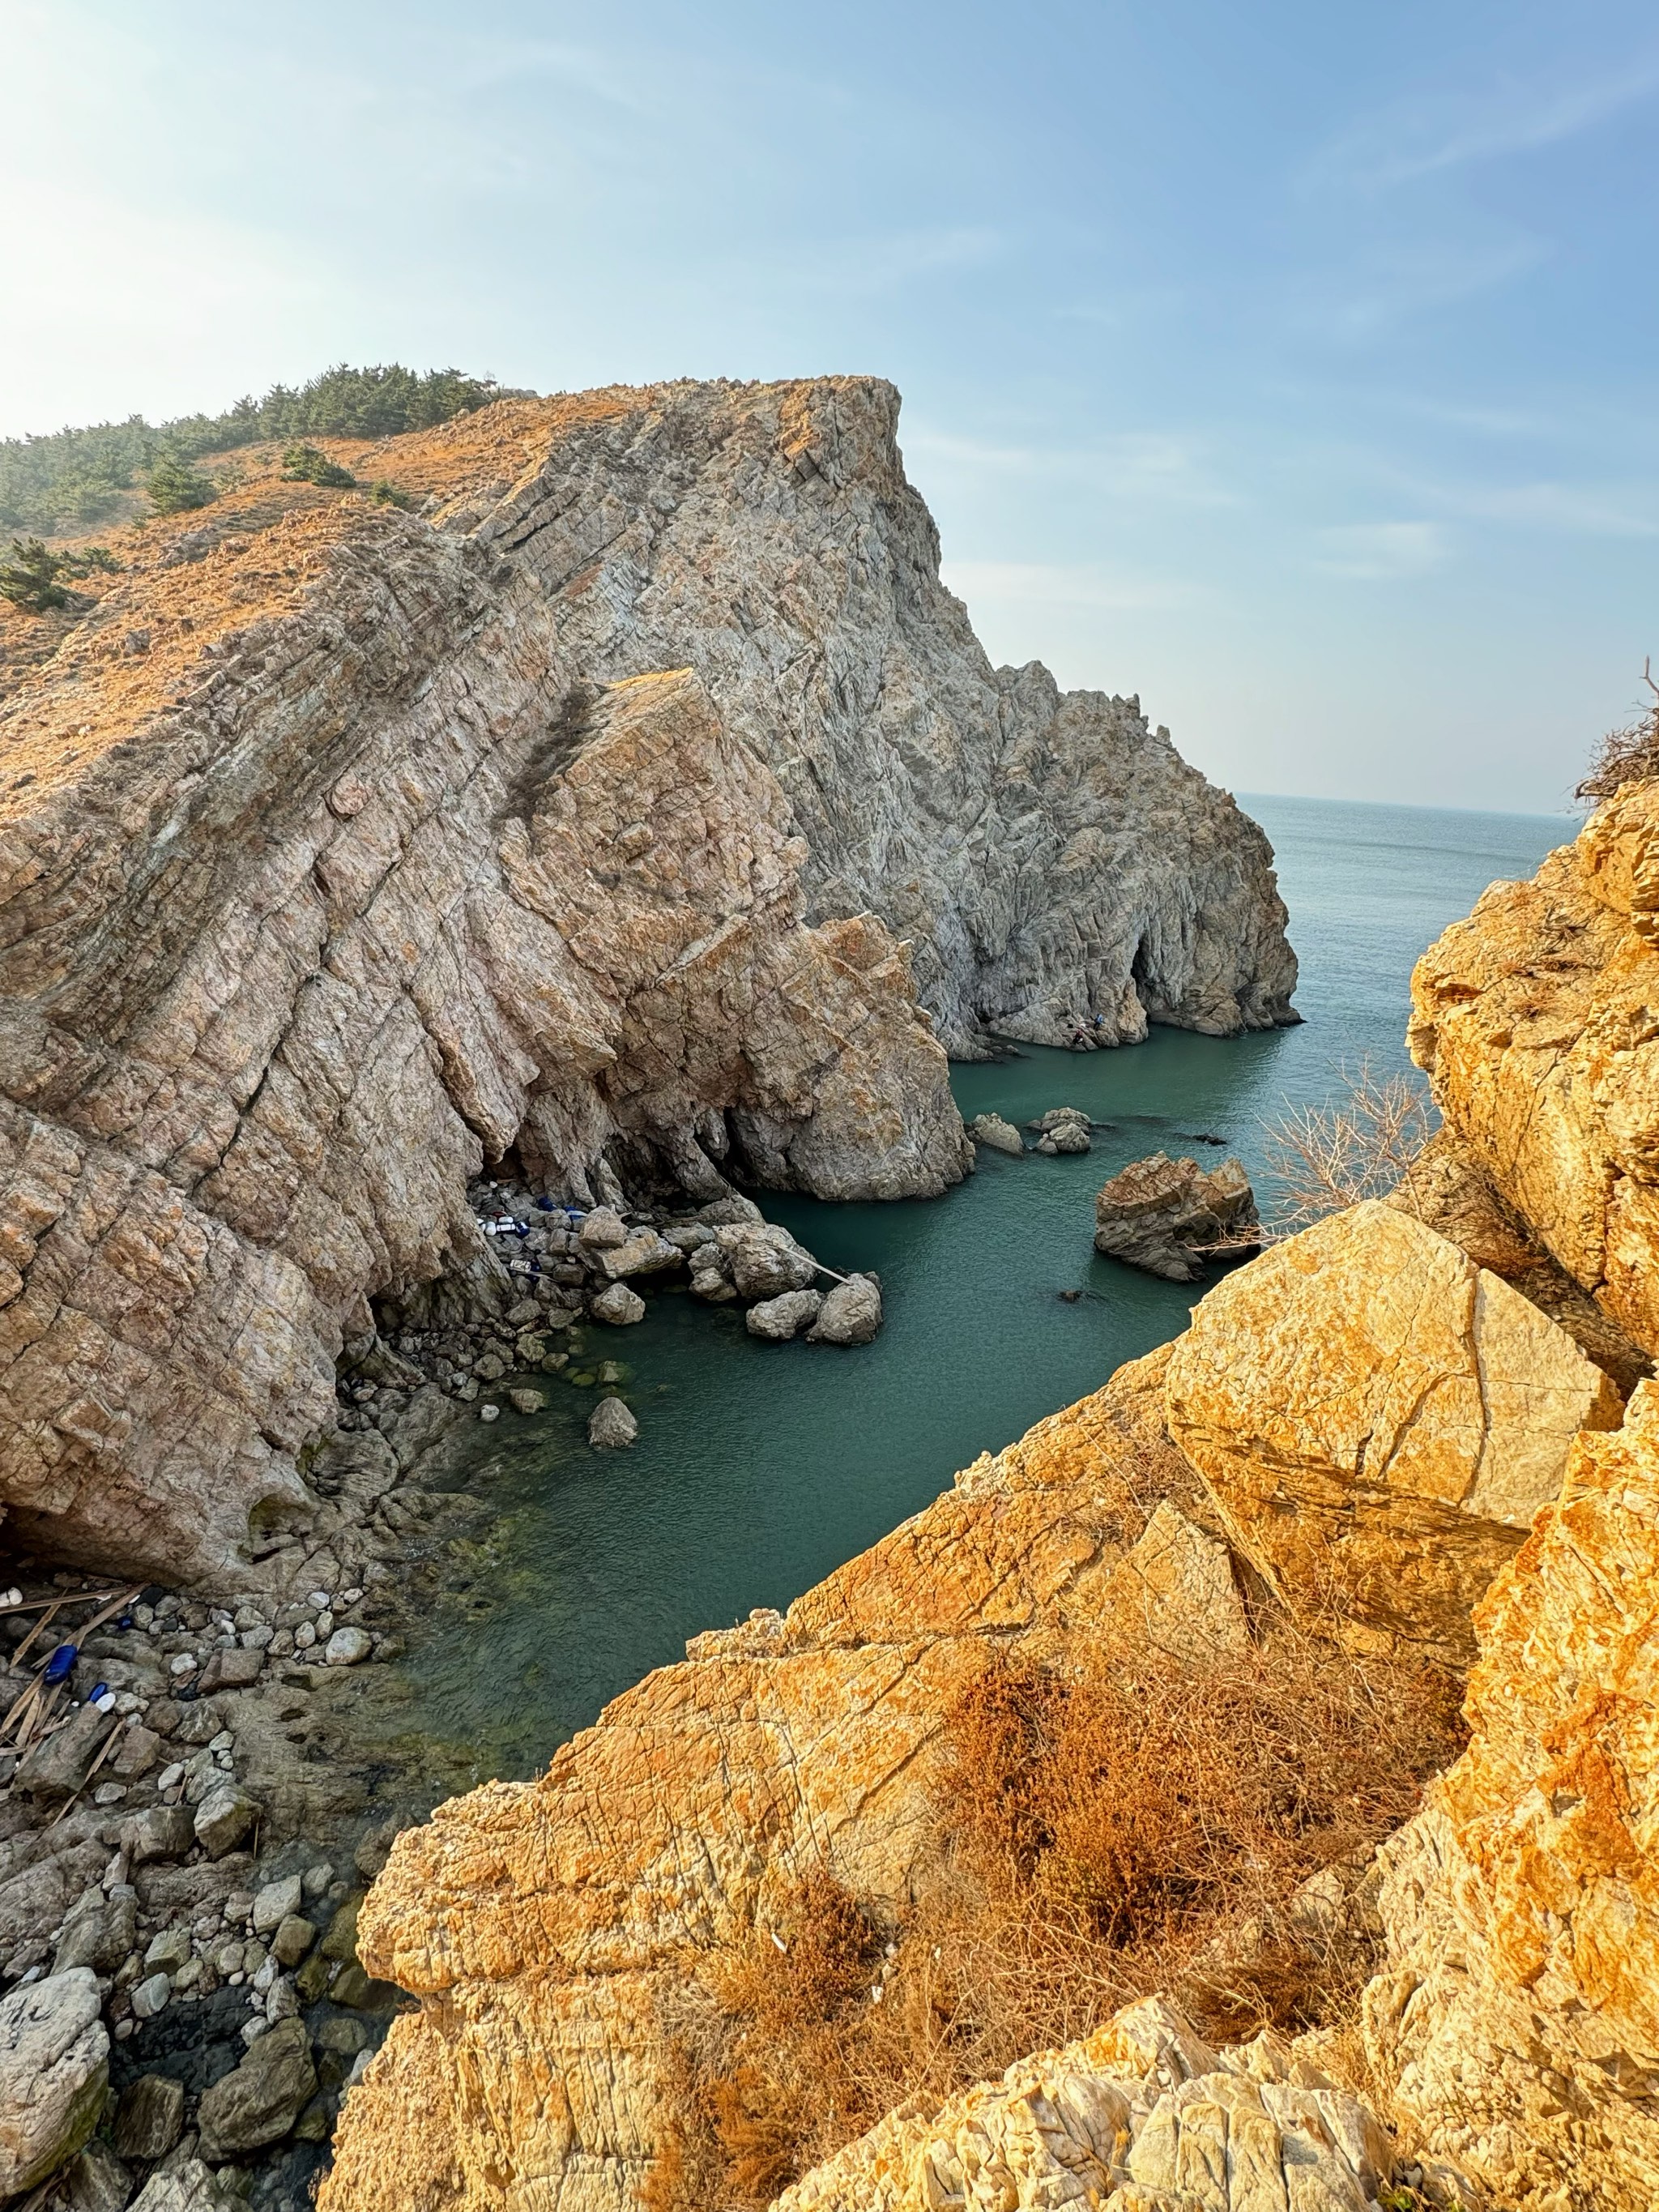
[146,453,215,516]
[369,480,414,510]
[282,442,356,489]
[0,537,121,613]
[0,364,505,533]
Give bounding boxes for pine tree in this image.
[145,452,215,516]
[281,443,356,489]
[0,537,74,612]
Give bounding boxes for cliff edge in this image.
[0,377,1295,1587]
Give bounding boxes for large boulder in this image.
[745,1289,823,1341]
[1364,1377,1659,2212]
[1165,1200,1623,1659]
[805,1275,883,1346]
[14,1702,117,1800]
[195,2015,317,2158]
[130,2160,245,2211]
[1410,782,1659,1360]
[1093,1151,1259,1280]
[714,1222,819,1300]
[0,1967,109,2197]
[966,1112,1024,1156]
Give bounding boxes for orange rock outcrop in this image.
[319,1356,1207,2211]
[1410,779,1659,1360]
[1363,1379,1659,2209]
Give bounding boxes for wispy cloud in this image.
[1311,59,1659,194]
[909,426,1238,508]
[940,561,1199,613]
[1304,237,1546,343]
[1312,523,1449,581]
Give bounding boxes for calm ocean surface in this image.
[369,795,1572,1789]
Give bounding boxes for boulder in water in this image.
[746,1290,824,1341]
[806,1276,884,1345]
[966,1112,1024,1155]
[588,1398,639,1450]
[715,1223,819,1299]
[1092,1152,1260,1281]
[591,1282,646,1326]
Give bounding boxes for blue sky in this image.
[2,0,1654,812]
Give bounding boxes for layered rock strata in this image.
[461,378,1299,1054]
[0,374,1295,1586]
[1410,779,1659,1359]
[0,517,962,1583]
[1364,1378,1659,2210]
[1164,1200,1623,1660]
[774,1996,1393,2212]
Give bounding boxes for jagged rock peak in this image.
[456,374,1299,1053]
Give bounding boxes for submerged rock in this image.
[587,1399,638,1450]
[966,1112,1024,1155]
[1091,1151,1259,1280]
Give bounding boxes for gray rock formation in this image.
[805,1275,883,1345]
[745,1288,823,1341]
[471,378,1298,1054]
[967,1112,1026,1156]
[586,1398,638,1450]
[1093,1152,1261,1281]
[0,1967,108,2197]
[0,373,1291,1589]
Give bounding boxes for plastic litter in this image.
[88,1681,109,1704]
[94,1692,117,1714]
[42,1642,78,1685]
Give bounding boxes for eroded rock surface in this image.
[1410,780,1659,1359]
[1364,1377,1659,2212]
[1093,1151,1259,1281]
[319,1354,1219,2212]
[1164,1200,1623,1659]
[468,378,1299,1055]
[776,1996,1392,2212]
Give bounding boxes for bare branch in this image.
[1259,1058,1435,1232]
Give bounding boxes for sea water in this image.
[373,796,1571,1788]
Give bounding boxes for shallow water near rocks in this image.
[360,796,1571,1796]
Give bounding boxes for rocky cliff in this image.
[322,792,1659,2212]
[1410,779,1659,1360]
[0,378,1294,1587]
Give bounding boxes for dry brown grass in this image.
[642,1625,1464,2209]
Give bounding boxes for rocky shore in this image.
[0,1151,888,2209]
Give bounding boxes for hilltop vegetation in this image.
[0,363,504,534]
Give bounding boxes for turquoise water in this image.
[381,796,1572,1787]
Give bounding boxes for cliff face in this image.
[1364,1381,1659,2210]
[460,378,1299,1055]
[0,377,1295,1584]
[1410,779,1659,1359]
[325,797,1659,2212]
[0,497,962,1584]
